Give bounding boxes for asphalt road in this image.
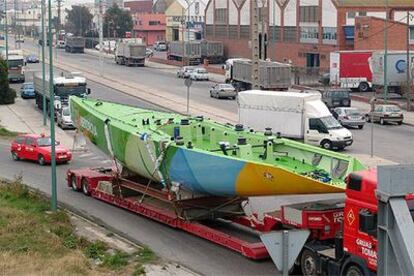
[3,38,414,275]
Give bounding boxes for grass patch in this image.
[0,179,159,275]
[0,126,19,138]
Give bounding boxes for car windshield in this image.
[62,108,71,116]
[385,106,401,112]
[37,137,58,147]
[344,108,360,115]
[24,83,34,89]
[197,69,207,74]
[330,91,349,97]
[219,84,234,89]
[320,116,343,130]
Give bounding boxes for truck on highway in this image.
[1,49,25,82]
[224,58,292,91]
[33,72,90,111]
[66,162,414,276]
[238,90,353,150]
[167,40,224,65]
[65,36,85,53]
[330,51,373,92]
[114,40,146,66]
[370,50,414,94]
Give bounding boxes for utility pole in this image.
[4,0,8,61]
[41,0,46,126]
[251,0,260,89]
[383,0,389,104]
[98,0,103,76]
[48,0,57,212]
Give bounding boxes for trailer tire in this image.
[81,178,90,196]
[358,82,370,92]
[71,175,80,191]
[301,249,318,276]
[344,264,364,276]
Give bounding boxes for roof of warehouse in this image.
[334,0,414,7]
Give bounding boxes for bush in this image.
[0,58,16,105]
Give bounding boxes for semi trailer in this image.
[115,41,146,66]
[65,36,85,53]
[168,40,224,65]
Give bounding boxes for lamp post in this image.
[4,0,8,61]
[48,0,57,211]
[41,0,46,126]
[383,0,389,104]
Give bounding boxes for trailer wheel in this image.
[344,264,364,276]
[71,175,79,192]
[81,178,90,196]
[301,249,318,276]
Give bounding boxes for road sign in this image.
[184,78,193,87]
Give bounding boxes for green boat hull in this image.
[70,97,365,197]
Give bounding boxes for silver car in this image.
[210,83,237,99]
[366,104,403,125]
[57,106,75,129]
[333,107,365,129]
[177,66,194,78]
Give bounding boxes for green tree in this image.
[103,4,133,38]
[65,5,93,36]
[0,58,16,105]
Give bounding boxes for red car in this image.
[11,134,72,165]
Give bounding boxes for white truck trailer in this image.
[224,58,292,91]
[115,41,146,66]
[370,50,414,94]
[238,90,353,150]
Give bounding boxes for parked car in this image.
[154,41,167,51]
[20,82,35,99]
[25,54,39,63]
[322,89,351,109]
[57,106,75,129]
[210,83,237,99]
[366,104,403,125]
[10,134,72,165]
[190,68,209,81]
[177,66,194,78]
[333,107,365,129]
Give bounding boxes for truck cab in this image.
[6,54,25,82]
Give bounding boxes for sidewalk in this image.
[0,98,75,149]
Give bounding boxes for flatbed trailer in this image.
[67,167,349,264]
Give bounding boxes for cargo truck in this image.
[1,49,25,82]
[200,40,224,64]
[330,51,373,92]
[115,41,146,66]
[369,50,414,94]
[65,36,85,53]
[66,162,414,276]
[33,72,90,111]
[167,41,202,65]
[224,58,292,91]
[238,90,353,150]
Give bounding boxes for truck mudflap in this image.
[260,229,310,274]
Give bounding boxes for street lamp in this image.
[47,0,57,211]
[383,0,389,104]
[4,0,8,61]
[41,0,46,126]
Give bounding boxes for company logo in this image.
[263,172,274,181]
[395,59,406,73]
[347,209,355,225]
[80,117,97,137]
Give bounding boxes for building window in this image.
[283,26,297,42]
[347,11,356,19]
[322,27,337,44]
[410,26,414,43]
[215,25,227,38]
[206,24,214,36]
[269,26,281,41]
[359,11,367,16]
[195,2,200,15]
[300,26,319,43]
[149,21,160,25]
[240,25,250,38]
[214,8,227,24]
[299,6,319,23]
[229,25,238,39]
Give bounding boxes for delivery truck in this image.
[115,41,146,66]
[370,50,414,94]
[330,51,373,92]
[224,58,292,91]
[238,90,353,150]
[65,36,85,53]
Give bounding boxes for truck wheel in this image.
[38,155,46,166]
[71,175,80,191]
[344,264,364,276]
[321,140,332,150]
[301,249,318,276]
[358,125,364,129]
[358,82,369,92]
[81,178,90,196]
[380,118,385,125]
